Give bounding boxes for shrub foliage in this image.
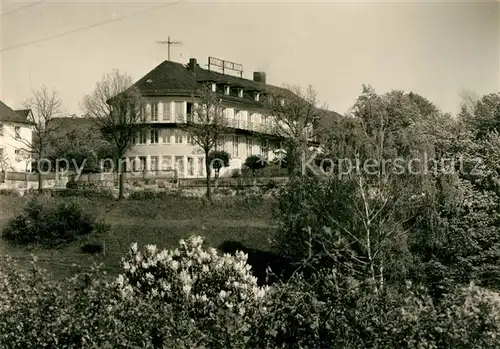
[2,198,109,247]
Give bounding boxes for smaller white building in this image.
[0,101,34,172]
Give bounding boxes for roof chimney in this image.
[253,72,266,84]
[188,58,197,74]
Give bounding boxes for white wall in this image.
[0,122,33,172]
[124,97,292,178]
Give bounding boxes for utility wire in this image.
[2,0,46,16]
[0,1,183,52]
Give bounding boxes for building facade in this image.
[0,102,34,172]
[124,57,321,178]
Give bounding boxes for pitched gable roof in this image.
[0,101,34,125]
[128,59,343,138]
[132,60,294,107]
[15,109,32,119]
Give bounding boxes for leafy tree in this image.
[207,150,230,178]
[461,93,500,140]
[411,119,500,293]
[459,88,480,116]
[82,69,147,200]
[244,155,266,176]
[45,116,113,173]
[275,85,448,293]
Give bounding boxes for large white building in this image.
[0,101,34,172]
[123,57,336,178]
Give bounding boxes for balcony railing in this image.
[141,113,316,141]
[224,118,275,134]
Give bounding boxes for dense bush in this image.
[252,268,500,349]
[265,179,278,191]
[244,155,267,176]
[24,188,115,200]
[208,150,230,177]
[1,242,500,348]
[128,189,168,200]
[2,198,110,247]
[230,169,242,178]
[66,180,107,190]
[255,164,288,178]
[54,188,115,199]
[0,256,202,349]
[411,176,500,292]
[242,186,264,205]
[241,166,253,178]
[272,176,356,264]
[115,236,270,348]
[0,189,20,197]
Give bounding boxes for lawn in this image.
[0,195,279,280]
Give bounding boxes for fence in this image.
[178,177,288,188]
[0,170,287,190]
[0,171,68,190]
[3,171,57,181]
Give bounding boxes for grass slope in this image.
[0,195,278,279]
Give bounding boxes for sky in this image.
[0,0,499,117]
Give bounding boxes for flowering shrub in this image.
[1,250,500,348]
[242,186,263,204]
[115,235,271,348]
[0,255,205,349]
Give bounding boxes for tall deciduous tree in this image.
[276,85,447,292]
[82,69,147,200]
[19,86,63,192]
[262,85,326,176]
[45,117,114,173]
[459,89,480,116]
[180,85,228,200]
[461,93,500,140]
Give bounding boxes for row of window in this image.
[133,130,269,155]
[141,103,308,140]
[128,155,205,177]
[141,102,273,126]
[145,101,187,122]
[133,129,194,145]
[209,83,259,101]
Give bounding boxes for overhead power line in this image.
[0,1,183,52]
[2,0,46,16]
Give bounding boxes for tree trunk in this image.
[117,157,125,200]
[36,147,45,193]
[25,163,28,188]
[287,147,301,177]
[118,172,124,200]
[205,150,211,200]
[37,171,43,193]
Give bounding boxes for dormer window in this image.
[238,88,243,98]
[254,92,260,102]
[224,85,230,95]
[280,99,285,106]
[211,83,216,92]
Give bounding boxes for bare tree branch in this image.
[262,84,326,176]
[81,69,147,200]
[179,85,229,199]
[20,86,63,191]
